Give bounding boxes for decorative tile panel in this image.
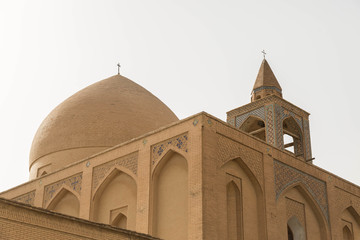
[43,173,82,207]
[274,160,328,221]
[12,190,36,206]
[217,134,264,188]
[92,151,138,192]
[286,197,306,228]
[265,104,275,146]
[151,133,188,166]
[303,120,312,160]
[235,107,265,128]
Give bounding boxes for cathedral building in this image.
[0,59,359,240]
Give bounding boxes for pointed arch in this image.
[111,212,128,229]
[152,149,188,240]
[343,225,353,240]
[47,187,80,218]
[220,158,265,239]
[342,206,360,226]
[282,116,303,157]
[239,115,266,141]
[280,182,329,239]
[92,168,137,230]
[287,216,306,240]
[152,147,188,174]
[227,181,243,240]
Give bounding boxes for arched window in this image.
[287,216,306,240]
[283,117,303,157]
[240,116,266,141]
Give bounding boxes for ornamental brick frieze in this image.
[12,190,36,206]
[235,107,265,128]
[274,160,328,221]
[92,151,138,193]
[151,133,188,167]
[43,173,82,207]
[217,134,264,188]
[286,197,306,228]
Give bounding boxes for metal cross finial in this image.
[262,50,266,59]
[117,63,121,75]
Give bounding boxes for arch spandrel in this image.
[46,187,80,218]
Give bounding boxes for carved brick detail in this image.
[218,134,264,188]
[43,173,82,207]
[151,133,188,166]
[303,120,312,160]
[92,151,138,192]
[12,191,36,206]
[286,197,306,228]
[274,160,328,221]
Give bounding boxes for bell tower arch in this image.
[227,59,313,162]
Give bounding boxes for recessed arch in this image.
[92,168,137,230]
[227,180,242,240]
[239,116,266,141]
[112,212,128,229]
[343,225,353,240]
[280,182,329,240]
[342,206,360,226]
[47,187,80,218]
[152,150,188,240]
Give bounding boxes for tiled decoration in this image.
[274,160,328,221]
[12,190,36,206]
[151,133,188,166]
[235,107,265,128]
[43,173,82,207]
[286,197,306,229]
[92,151,138,192]
[265,104,275,146]
[217,134,264,189]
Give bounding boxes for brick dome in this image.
[29,75,178,179]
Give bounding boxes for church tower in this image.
[227,59,313,162]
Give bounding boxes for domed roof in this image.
[29,75,178,176]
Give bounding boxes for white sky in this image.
[0,0,359,192]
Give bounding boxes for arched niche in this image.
[112,212,128,229]
[227,181,242,240]
[47,187,80,218]
[219,158,265,240]
[341,206,360,239]
[282,117,303,157]
[152,150,188,240]
[92,168,137,230]
[343,225,353,240]
[278,183,329,240]
[287,216,306,240]
[239,116,266,141]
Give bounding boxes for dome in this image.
[29,75,178,179]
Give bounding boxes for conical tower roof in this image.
[252,59,282,91]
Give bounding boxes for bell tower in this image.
[227,59,313,162]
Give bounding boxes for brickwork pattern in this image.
[286,197,306,228]
[92,151,138,192]
[274,160,329,221]
[334,185,360,217]
[217,134,264,188]
[265,104,275,146]
[151,133,188,166]
[12,190,36,206]
[227,118,235,126]
[234,107,265,128]
[274,104,284,148]
[43,173,82,207]
[0,199,159,240]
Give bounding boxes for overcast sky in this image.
[0,0,359,192]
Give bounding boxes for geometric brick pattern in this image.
[303,119,312,160]
[12,190,36,206]
[227,118,235,127]
[274,104,284,148]
[151,133,188,166]
[43,173,82,207]
[92,151,138,193]
[265,104,275,146]
[235,107,265,128]
[286,197,306,228]
[274,160,328,221]
[217,134,264,188]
